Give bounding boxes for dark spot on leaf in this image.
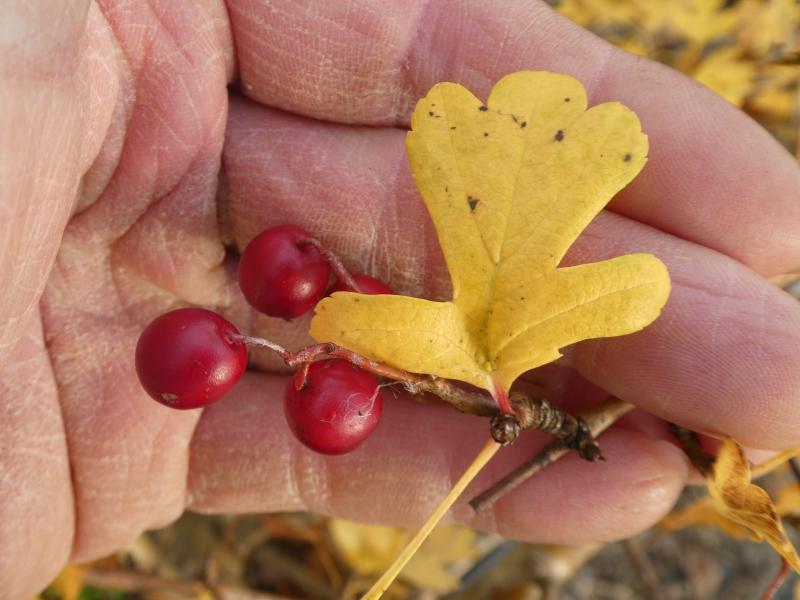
[354,298,360,303]
[520,121,527,128]
[483,132,489,137]
[358,410,364,416]
[445,186,449,192]
[624,153,632,162]
[467,196,479,212]
[520,296,525,301]
[564,97,571,102]
[429,338,434,343]
[511,114,519,123]
[428,111,434,116]
[478,105,488,112]
[450,126,457,130]
[555,130,565,142]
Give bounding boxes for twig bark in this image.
[469,397,633,512]
[760,558,790,600]
[668,424,713,477]
[231,334,601,455]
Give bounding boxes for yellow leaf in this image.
[660,494,756,540]
[751,447,800,479]
[49,564,86,600]
[661,445,800,538]
[749,64,799,123]
[328,518,479,593]
[692,47,757,106]
[736,0,800,58]
[640,0,736,46]
[402,526,478,591]
[328,519,407,576]
[776,485,800,517]
[311,71,670,395]
[708,438,800,572]
[556,0,644,28]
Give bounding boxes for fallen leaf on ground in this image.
[662,438,800,572]
[48,565,86,600]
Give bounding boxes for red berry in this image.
[238,225,331,319]
[284,360,382,455]
[330,274,394,295]
[135,308,248,409]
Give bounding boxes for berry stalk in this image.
[299,237,362,293]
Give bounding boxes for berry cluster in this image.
[135,226,393,455]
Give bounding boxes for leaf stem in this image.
[491,380,514,414]
[361,438,501,600]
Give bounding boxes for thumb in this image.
[0,0,103,358]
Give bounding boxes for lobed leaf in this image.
[702,438,800,572]
[311,71,670,394]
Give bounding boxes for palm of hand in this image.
[2,2,800,598]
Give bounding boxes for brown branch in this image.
[668,424,714,477]
[230,334,603,454]
[469,397,633,512]
[760,558,790,600]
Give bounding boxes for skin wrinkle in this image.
[37,0,230,567]
[229,99,800,446]
[4,2,800,596]
[109,150,227,305]
[390,0,430,122]
[2,312,75,596]
[230,0,800,274]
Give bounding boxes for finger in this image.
[40,0,232,566]
[225,0,800,276]
[0,315,73,600]
[187,373,688,543]
[0,2,112,597]
[0,0,100,361]
[222,100,800,450]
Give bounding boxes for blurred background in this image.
[41,1,800,599]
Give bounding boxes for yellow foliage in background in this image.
[328,519,479,594]
[552,0,800,155]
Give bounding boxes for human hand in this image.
[2,1,799,597]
